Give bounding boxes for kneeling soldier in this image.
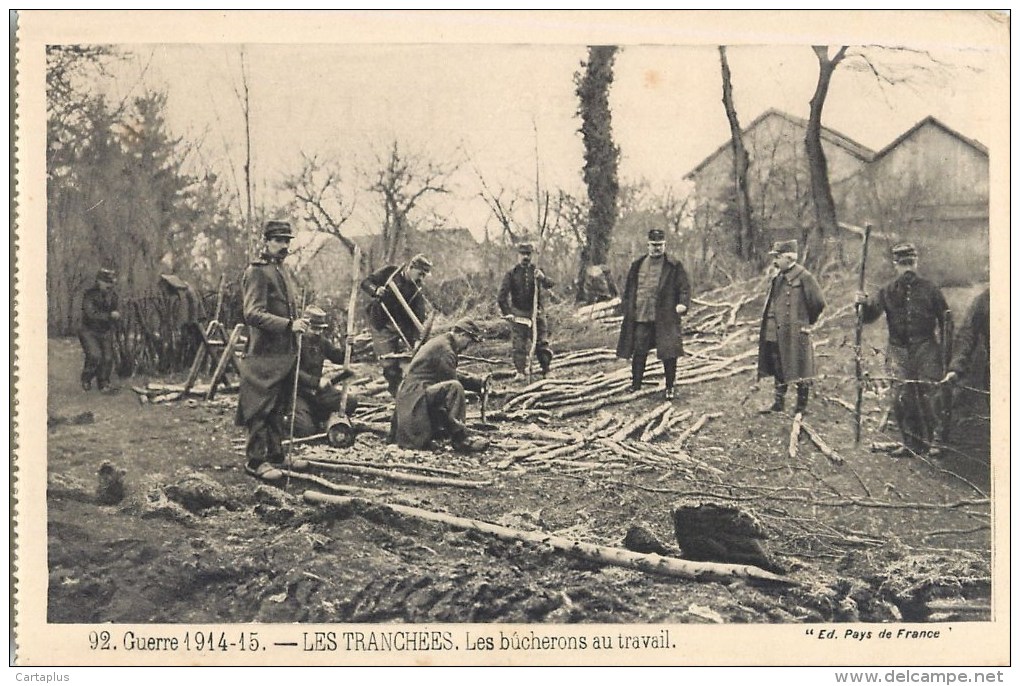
[392,318,490,453]
[292,305,358,438]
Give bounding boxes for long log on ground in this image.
[640,407,676,442]
[305,457,461,478]
[277,470,387,496]
[610,401,673,441]
[788,412,803,459]
[800,423,845,465]
[303,493,796,585]
[674,412,721,447]
[307,460,490,489]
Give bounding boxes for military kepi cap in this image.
[647,228,666,243]
[96,268,117,283]
[453,318,484,342]
[769,239,798,255]
[303,305,330,329]
[891,242,918,262]
[409,254,433,272]
[517,242,535,254]
[263,220,295,240]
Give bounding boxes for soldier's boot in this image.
[383,365,403,397]
[451,430,489,454]
[81,374,92,391]
[760,384,786,414]
[794,384,810,415]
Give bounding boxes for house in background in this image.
[834,116,989,282]
[684,109,875,246]
[684,110,989,283]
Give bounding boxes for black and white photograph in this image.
[13,10,1009,668]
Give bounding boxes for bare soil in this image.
[45,285,992,625]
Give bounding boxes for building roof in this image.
[683,108,876,180]
[870,115,988,162]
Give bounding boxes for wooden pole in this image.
[306,461,490,489]
[303,493,796,585]
[854,223,872,444]
[337,245,362,419]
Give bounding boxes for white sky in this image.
[99,39,1004,239]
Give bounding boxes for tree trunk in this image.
[805,46,847,253]
[304,492,795,584]
[718,46,755,261]
[574,45,620,304]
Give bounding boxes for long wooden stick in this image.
[303,493,796,585]
[610,401,673,441]
[788,412,803,459]
[854,223,872,444]
[307,460,490,489]
[800,422,844,465]
[337,245,362,418]
[674,412,720,447]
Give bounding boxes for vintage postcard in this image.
[13,10,1009,668]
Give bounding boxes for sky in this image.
[95,32,1005,241]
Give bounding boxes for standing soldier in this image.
[498,242,555,382]
[757,239,826,415]
[79,268,121,392]
[856,243,951,456]
[291,305,358,438]
[235,220,310,482]
[616,228,691,400]
[360,254,432,396]
[392,318,490,454]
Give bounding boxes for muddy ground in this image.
[45,284,992,625]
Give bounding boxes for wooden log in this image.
[674,412,721,447]
[788,412,803,459]
[276,470,387,496]
[304,456,461,478]
[610,401,673,441]
[307,460,490,489]
[304,493,795,585]
[640,407,674,442]
[800,422,845,465]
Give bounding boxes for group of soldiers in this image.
[77,220,991,483]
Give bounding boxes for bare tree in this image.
[805,45,849,248]
[281,152,357,254]
[367,140,457,265]
[719,46,756,260]
[230,47,256,258]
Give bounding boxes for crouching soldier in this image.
[392,318,490,453]
[292,306,359,438]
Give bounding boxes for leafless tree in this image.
[281,152,357,255]
[719,46,756,260]
[366,140,458,265]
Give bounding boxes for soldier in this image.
[360,254,432,396]
[392,318,490,454]
[856,243,951,457]
[235,220,311,482]
[497,242,555,382]
[616,228,691,400]
[943,287,989,392]
[292,305,358,438]
[78,268,121,392]
[756,239,826,415]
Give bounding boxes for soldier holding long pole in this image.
[498,241,555,384]
[360,253,433,396]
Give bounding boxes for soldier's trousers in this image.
[631,322,678,390]
[79,328,114,388]
[245,391,288,466]
[292,388,359,438]
[425,380,468,440]
[887,340,943,453]
[510,314,552,375]
[370,325,411,396]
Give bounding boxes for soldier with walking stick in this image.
[856,243,951,457]
[235,220,311,482]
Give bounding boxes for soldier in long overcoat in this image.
[392,319,488,453]
[757,240,826,415]
[616,228,691,400]
[235,220,311,481]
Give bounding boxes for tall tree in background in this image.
[718,46,756,261]
[805,45,848,251]
[281,152,358,255]
[574,45,620,303]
